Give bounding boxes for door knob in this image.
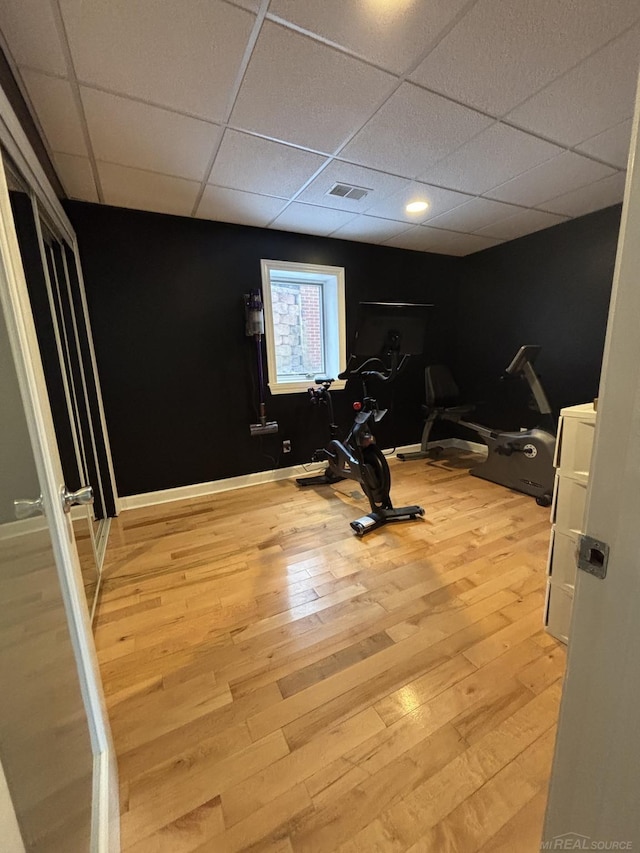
[61,485,94,513]
[14,495,44,520]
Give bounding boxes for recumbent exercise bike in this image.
[297,302,431,536]
[398,345,556,506]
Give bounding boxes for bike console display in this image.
[352,302,432,358]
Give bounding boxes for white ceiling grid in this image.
[0,0,637,256]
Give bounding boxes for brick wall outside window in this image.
[300,284,323,375]
[271,283,324,377]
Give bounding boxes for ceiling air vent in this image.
[327,183,371,201]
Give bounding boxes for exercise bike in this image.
[398,345,556,506]
[296,302,430,536]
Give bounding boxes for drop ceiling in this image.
[0,0,638,256]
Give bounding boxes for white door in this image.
[0,143,118,848]
[542,78,640,846]
[5,157,109,622]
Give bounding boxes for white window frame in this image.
[260,259,347,395]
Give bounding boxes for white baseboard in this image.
[446,437,489,455]
[394,442,421,455]
[119,460,326,510]
[396,438,489,456]
[119,439,488,511]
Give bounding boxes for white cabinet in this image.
[545,402,597,643]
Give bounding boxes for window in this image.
[260,260,346,395]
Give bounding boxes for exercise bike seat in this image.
[398,365,475,463]
[425,365,474,413]
[422,402,474,416]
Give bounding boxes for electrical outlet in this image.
[282,439,291,453]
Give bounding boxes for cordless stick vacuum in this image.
[244,290,278,437]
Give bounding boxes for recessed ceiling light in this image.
[406,200,429,213]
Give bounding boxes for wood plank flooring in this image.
[95,449,565,852]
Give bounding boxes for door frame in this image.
[542,75,640,845]
[0,93,119,849]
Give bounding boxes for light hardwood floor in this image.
[95,449,565,852]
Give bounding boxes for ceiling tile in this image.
[542,173,627,217]
[437,231,504,256]
[82,88,221,181]
[230,21,395,152]
[474,208,569,240]
[210,130,327,198]
[270,202,357,236]
[384,226,501,255]
[21,69,87,156]
[506,25,640,146]
[341,83,493,178]
[296,161,409,212]
[486,151,617,207]
[419,123,562,195]
[426,197,521,233]
[330,215,412,243]
[410,0,640,116]
[382,225,450,253]
[98,162,200,217]
[53,153,98,202]
[267,0,471,74]
[59,0,255,121]
[227,0,260,11]
[0,0,67,75]
[3,0,632,241]
[196,185,288,227]
[364,180,473,224]
[576,119,633,170]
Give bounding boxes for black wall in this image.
[66,202,458,497]
[455,204,622,429]
[65,200,621,498]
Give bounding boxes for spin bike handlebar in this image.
[338,352,409,384]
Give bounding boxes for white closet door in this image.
[0,145,118,849]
